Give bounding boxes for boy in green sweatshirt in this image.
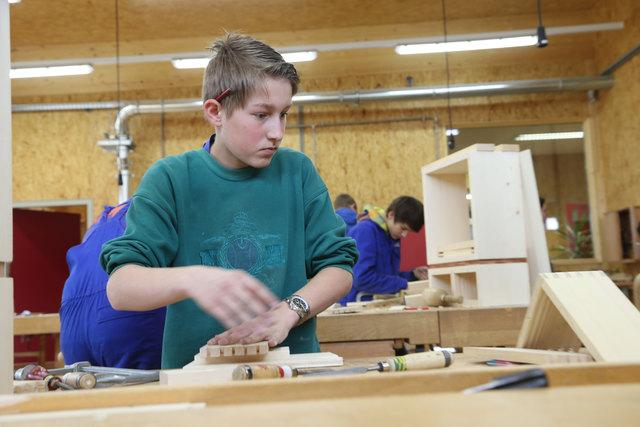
[100,33,358,369]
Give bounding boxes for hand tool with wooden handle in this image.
[232,350,452,380]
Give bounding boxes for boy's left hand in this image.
[412,266,429,280]
[208,301,300,347]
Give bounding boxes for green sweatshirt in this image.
[100,142,358,368]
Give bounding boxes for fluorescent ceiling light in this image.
[172,51,317,70]
[281,51,317,63]
[514,131,584,141]
[9,0,22,4]
[10,64,94,79]
[171,58,209,69]
[395,36,537,55]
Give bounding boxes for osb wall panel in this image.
[12,109,118,212]
[592,0,640,212]
[10,38,599,225]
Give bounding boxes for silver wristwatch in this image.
[284,295,310,326]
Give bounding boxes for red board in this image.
[12,208,81,364]
[400,226,428,271]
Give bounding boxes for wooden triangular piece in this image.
[517,271,640,362]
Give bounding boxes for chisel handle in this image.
[232,364,297,380]
[383,350,452,372]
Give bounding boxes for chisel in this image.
[232,350,452,380]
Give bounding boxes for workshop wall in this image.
[10,0,638,254]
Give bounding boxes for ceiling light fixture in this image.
[171,50,318,70]
[10,64,94,79]
[395,36,537,55]
[514,131,584,141]
[8,0,22,4]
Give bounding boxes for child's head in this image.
[386,196,424,237]
[334,194,357,212]
[202,32,300,117]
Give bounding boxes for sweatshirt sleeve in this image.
[300,160,359,277]
[100,161,180,275]
[350,223,408,295]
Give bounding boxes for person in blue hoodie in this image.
[333,193,359,234]
[340,196,429,304]
[59,199,166,369]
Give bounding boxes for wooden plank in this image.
[3,362,640,416]
[438,306,527,348]
[518,149,551,294]
[518,271,640,362]
[404,280,430,295]
[319,341,396,359]
[463,346,593,364]
[189,344,285,366]
[161,352,344,386]
[1,279,13,395]
[316,310,440,345]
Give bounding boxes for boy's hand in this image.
[207,301,300,347]
[412,266,429,280]
[186,267,279,329]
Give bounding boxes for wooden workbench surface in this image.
[2,382,638,426]
[13,314,60,336]
[2,361,640,417]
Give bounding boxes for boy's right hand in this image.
[185,267,279,329]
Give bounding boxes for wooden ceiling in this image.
[7,0,615,99]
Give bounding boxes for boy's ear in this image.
[387,211,395,222]
[203,99,223,127]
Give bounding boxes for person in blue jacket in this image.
[59,199,166,369]
[340,196,429,305]
[333,193,359,234]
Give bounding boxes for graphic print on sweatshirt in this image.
[199,212,285,288]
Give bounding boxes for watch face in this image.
[291,296,309,311]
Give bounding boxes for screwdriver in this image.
[232,350,452,380]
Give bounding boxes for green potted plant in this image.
[551,210,594,259]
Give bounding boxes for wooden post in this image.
[0,1,14,395]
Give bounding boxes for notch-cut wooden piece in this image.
[195,341,271,365]
[517,271,640,362]
[463,346,593,364]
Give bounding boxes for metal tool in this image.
[233,350,453,380]
[49,361,159,387]
[14,364,74,390]
[462,368,548,394]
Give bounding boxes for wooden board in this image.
[438,306,527,348]
[0,279,13,394]
[192,341,271,365]
[161,351,344,386]
[320,340,396,359]
[316,310,439,345]
[517,271,640,362]
[13,313,60,335]
[463,346,593,364]
[518,149,551,294]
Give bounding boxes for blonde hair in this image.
[202,32,300,116]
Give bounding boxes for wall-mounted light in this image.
[514,131,584,141]
[10,64,94,79]
[395,36,537,55]
[172,51,318,70]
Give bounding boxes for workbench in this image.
[2,360,639,425]
[317,305,527,356]
[13,314,61,368]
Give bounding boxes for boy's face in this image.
[387,211,411,240]
[210,77,292,169]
